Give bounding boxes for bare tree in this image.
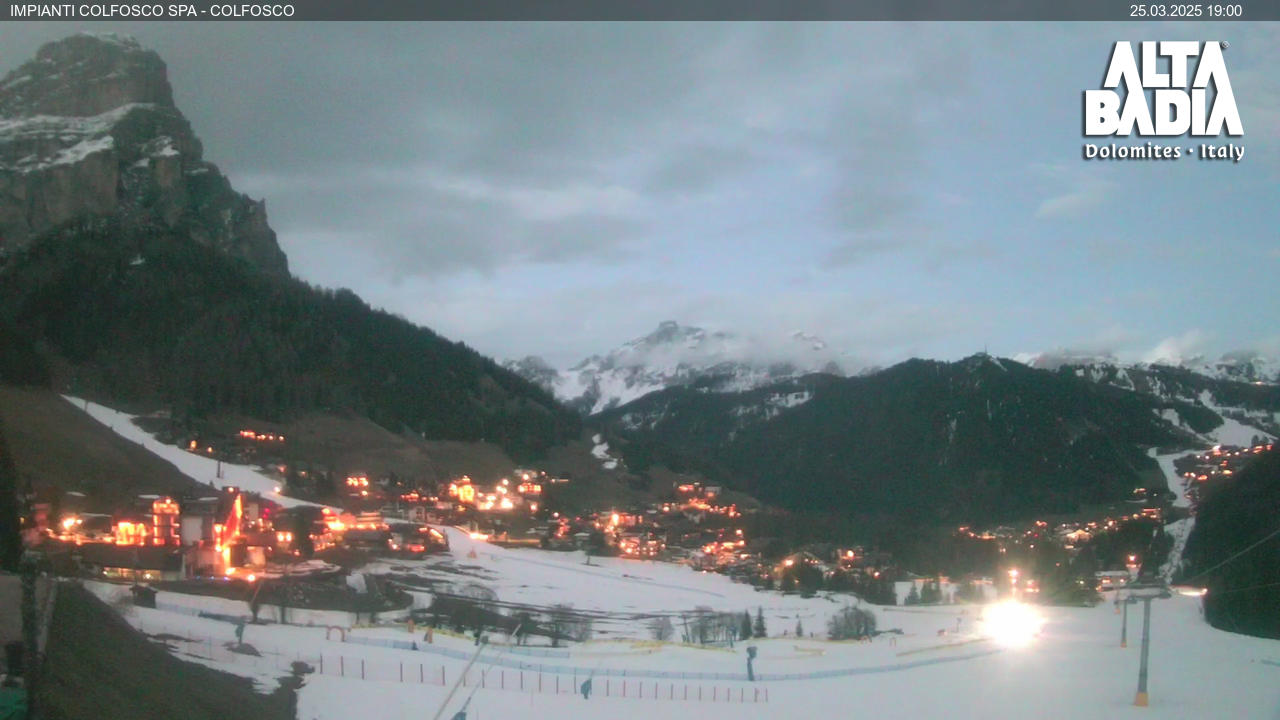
[648,615,675,642]
[827,604,877,640]
[548,604,593,646]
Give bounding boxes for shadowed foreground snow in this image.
[88,528,1280,720]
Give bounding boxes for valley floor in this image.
[81,528,1280,720]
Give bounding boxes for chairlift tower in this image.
[1125,580,1172,707]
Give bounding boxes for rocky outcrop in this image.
[0,34,287,274]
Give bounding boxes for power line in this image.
[1183,524,1280,584]
[1208,580,1280,596]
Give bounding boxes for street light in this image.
[1125,580,1172,707]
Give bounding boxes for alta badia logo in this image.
[1082,41,1244,163]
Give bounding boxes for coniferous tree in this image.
[740,610,753,640]
[753,607,767,638]
[905,584,921,605]
[882,575,899,605]
[795,618,804,638]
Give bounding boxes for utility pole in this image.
[20,551,42,720]
[1120,593,1131,648]
[1125,581,1171,708]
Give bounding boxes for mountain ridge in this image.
[593,352,1277,526]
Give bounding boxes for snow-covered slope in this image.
[89,526,1280,720]
[1013,350,1280,449]
[64,395,325,509]
[507,321,846,415]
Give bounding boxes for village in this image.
[21,410,1267,624]
[1173,441,1275,509]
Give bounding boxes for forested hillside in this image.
[598,354,1198,526]
[1181,448,1280,639]
[0,218,580,460]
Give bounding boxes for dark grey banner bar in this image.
[3,0,1271,21]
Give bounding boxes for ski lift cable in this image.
[1182,524,1280,585]
[456,622,525,712]
[1205,580,1280,596]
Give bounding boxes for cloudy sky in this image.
[2,22,1278,369]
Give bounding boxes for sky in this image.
[2,22,1278,370]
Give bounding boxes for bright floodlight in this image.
[981,601,1044,648]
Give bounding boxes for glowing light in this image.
[981,601,1044,648]
[458,484,476,504]
[246,573,257,583]
[469,532,489,541]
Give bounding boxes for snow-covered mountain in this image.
[1015,349,1280,385]
[506,321,847,415]
[1013,350,1280,444]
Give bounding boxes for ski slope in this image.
[89,575,1280,720]
[63,395,325,509]
[86,525,1280,720]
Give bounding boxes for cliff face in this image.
[0,34,287,274]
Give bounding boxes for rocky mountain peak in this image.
[0,34,174,118]
[0,34,287,275]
